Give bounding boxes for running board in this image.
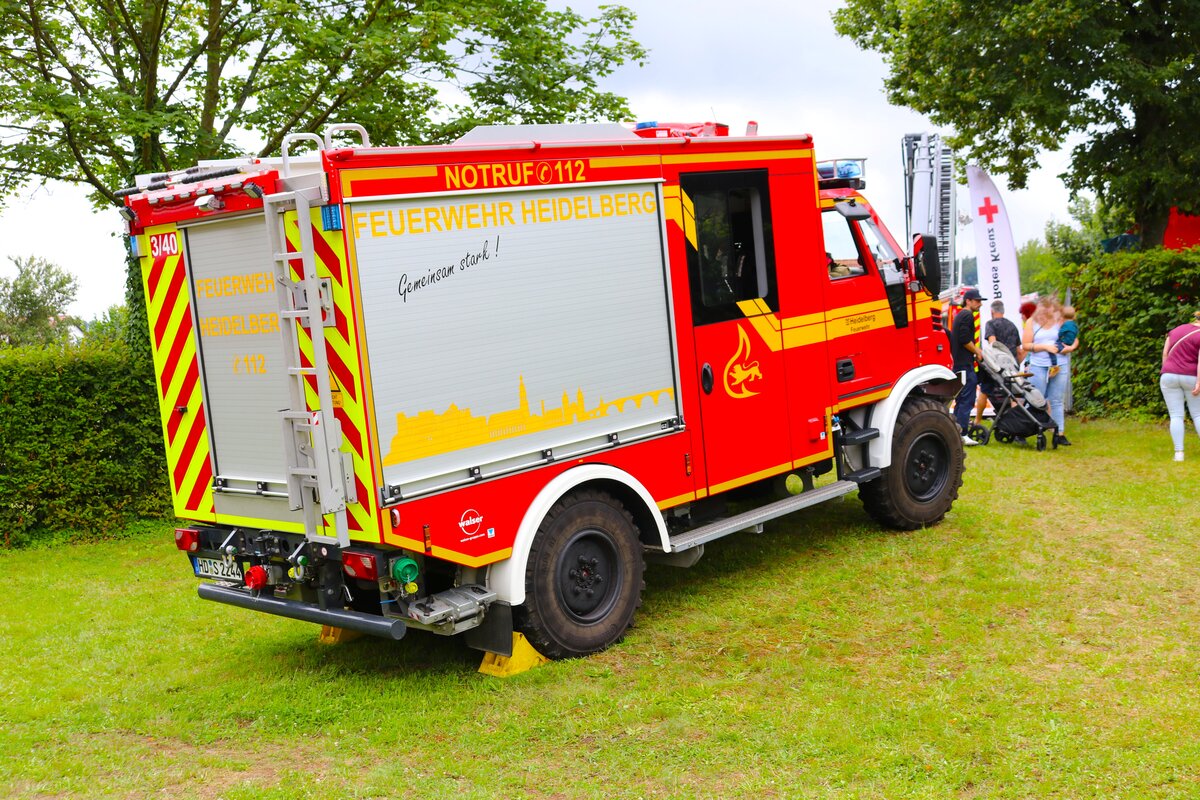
[667,480,860,553]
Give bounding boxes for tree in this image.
[80,304,131,347]
[1017,238,1065,298]
[1,0,644,351]
[0,0,645,207]
[833,0,1200,247]
[0,256,80,348]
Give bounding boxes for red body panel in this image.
[125,129,949,570]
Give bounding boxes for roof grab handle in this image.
[281,133,324,178]
[324,123,370,151]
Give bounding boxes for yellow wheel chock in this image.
[478,632,549,677]
[317,625,364,645]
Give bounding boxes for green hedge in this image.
[1069,247,1200,418]
[0,345,171,547]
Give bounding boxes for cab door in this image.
[821,205,912,405]
[682,170,792,493]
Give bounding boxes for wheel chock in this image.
[478,633,549,677]
[318,625,364,645]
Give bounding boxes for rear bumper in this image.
[198,583,407,640]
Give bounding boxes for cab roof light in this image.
[174,528,200,552]
[342,550,379,581]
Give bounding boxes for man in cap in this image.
[951,288,986,445]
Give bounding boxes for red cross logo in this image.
[978,197,1000,224]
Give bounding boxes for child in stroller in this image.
[967,341,1060,450]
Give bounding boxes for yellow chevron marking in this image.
[681,188,697,248]
[141,224,215,521]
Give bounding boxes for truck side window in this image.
[682,170,777,325]
[822,213,868,279]
[859,219,906,287]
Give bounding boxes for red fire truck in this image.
[120,121,962,661]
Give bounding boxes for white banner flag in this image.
[966,165,1022,326]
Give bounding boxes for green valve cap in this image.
[391,557,419,584]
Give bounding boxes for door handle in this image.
[836,358,855,382]
[701,363,714,394]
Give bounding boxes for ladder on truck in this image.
[902,133,957,289]
[262,130,365,547]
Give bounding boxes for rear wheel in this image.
[994,430,1014,444]
[515,490,644,659]
[860,397,965,530]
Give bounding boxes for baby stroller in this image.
[967,341,1060,451]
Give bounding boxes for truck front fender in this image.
[859,365,958,470]
[485,464,669,607]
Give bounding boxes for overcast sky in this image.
[0,0,1073,321]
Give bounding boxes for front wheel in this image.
[859,397,966,530]
[968,423,990,445]
[515,490,645,659]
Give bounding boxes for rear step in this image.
[667,479,860,553]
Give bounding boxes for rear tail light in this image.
[174,528,200,552]
[244,565,269,591]
[342,551,379,581]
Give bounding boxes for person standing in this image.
[1022,296,1079,446]
[1160,310,1200,461]
[973,300,1023,425]
[951,288,986,445]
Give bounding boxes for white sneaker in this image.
[962,435,979,446]
[1175,451,1185,462]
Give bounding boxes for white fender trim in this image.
[485,464,669,606]
[864,364,958,469]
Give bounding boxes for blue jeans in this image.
[1029,361,1068,433]
[954,367,977,435]
[1159,373,1200,452]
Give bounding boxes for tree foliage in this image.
[833,0,1200,247]
[0,0,646,206]
[0,256,80,347]
[1066,247,1200,418]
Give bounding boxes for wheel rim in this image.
[556,528,623,624]
[903,431,950,503]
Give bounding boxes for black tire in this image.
[1037,434,1047,451]
[994,430,1014,444]
[515,490,645,659]
[859,397,965,530]
[968,423,990,445]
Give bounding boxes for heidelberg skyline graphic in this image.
[383,376,675,465]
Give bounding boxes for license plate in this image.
[192,556,243,581]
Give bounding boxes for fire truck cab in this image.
[122,120,962,661]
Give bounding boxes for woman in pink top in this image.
[1160,310,1200,462]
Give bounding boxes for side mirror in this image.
[912,234,942,298]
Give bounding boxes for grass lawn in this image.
[1,418,1198,799]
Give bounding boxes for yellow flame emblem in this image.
[724,325,762,399]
